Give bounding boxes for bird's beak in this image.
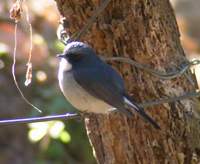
[56,53,65,58]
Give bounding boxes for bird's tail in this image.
[124,94,160,129]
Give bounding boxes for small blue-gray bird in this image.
[58,41,160,129]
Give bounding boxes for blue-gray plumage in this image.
[58,41,160,129]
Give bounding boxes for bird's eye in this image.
[71,53,82,61]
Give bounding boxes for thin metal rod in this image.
[0,91,199,126]
[0,113,80,126]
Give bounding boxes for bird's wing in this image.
[73,66,133,116]
[73,64,160,129]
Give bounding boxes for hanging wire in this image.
[104,57,200,80]
[58,0,111,44]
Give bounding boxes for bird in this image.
[57,41,160,129]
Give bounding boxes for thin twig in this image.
[24,3,32,65]
[24,2,33,86]
[12,23,42,113]
[0,113,80,126]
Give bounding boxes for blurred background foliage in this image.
[0,0,95,163]
[0,0,200,164]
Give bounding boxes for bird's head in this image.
[57,42,96,65]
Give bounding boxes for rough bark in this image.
[55,0,200,163]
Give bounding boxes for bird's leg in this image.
[79,112,93,119]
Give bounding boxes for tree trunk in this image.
[55,0,200,163]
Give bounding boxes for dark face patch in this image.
[67,53,83,63]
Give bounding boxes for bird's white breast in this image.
[58,59,115,113]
